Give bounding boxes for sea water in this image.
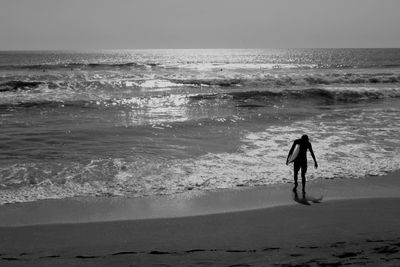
[0,49,399,204]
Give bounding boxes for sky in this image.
[0,0,399,50]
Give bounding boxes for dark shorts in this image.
[294,160,307,175]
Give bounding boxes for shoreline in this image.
[0,171,400,266]
[0,170,400,226]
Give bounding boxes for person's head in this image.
[301,135,309,142]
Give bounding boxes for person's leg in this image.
[301,163,308,193]
[293,162,300,191]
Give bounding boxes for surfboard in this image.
[288,144,300,163]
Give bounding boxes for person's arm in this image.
[309,143,318,169]
[286,141,296,165]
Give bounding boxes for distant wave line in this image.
[2,61,400,71]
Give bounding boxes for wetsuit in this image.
[287,137,317,192]
[293,139,311,176]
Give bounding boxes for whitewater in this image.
[0,49,399,204]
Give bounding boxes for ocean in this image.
[0,49,399,204]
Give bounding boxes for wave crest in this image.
[162,72,400,89]
[0,62,159,71]
[190,87,400,102]
[0,81,45,92]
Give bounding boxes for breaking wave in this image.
[0,81,46,92]
[190,87,400,102]
[1,86,400,110]
[0,62,160,71]
[1,71,400,93]
[3,60,400,72]
[172,72,400,88]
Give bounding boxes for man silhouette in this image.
[286,135,318,193]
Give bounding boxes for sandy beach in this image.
[2,1,400,266]
[0,172,400,266]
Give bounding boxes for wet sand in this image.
[0,172,400,266]
[1,170,400,227]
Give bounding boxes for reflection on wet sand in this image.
[293,190,323,206]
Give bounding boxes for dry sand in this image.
[0,172,400,266]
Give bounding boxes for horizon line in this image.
[1,47,400,52]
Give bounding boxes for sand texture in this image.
[0,197,400,266]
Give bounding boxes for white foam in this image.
[179,108,400,187]
[139,79,186,88]
[179,63,318,71]
[1,105,400,205]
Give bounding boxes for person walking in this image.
[286,135,318,193]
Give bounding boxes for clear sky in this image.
[1,0,399,50]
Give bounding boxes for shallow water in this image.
[0,49,400,204]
